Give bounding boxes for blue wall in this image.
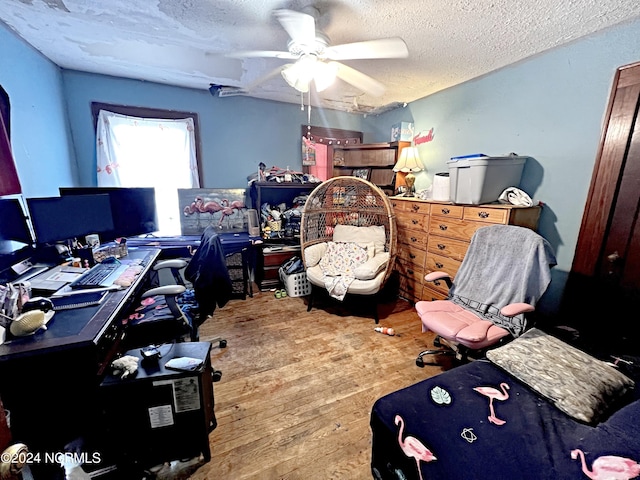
[369,19,640,312]
[2,16,640,316]
[62,71,364,189]
[0,22,76,198]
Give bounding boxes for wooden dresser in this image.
[390,197,541,302]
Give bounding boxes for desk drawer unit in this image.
[392,198,541,303]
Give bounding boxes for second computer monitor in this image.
[27,194,115,245]
[59,187,158,240]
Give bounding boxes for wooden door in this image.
[565,61,640,351]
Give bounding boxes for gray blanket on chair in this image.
[449,225,557,337]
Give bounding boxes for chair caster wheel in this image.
[212,370,222,382]
[416,357,425,368]
[219,339,227,348]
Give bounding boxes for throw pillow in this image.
[486,328,635,424]
[354,252,390,280]
[333,224,386,256]
[303,242,327,268]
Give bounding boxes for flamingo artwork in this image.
[473,382,510,425]
[218,199,236,227]
[571,449,640,479]
[394,414,436,480]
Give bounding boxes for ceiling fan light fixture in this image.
[313,61,337,92]
[281,62,311,92]
[281,55,337,93]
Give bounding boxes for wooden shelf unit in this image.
[332,141,410,194]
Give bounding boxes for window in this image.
[92,103,202,235]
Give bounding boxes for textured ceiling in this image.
[1,0,639,114]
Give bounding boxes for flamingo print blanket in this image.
[318,242,369,301]
[371,359,640,480]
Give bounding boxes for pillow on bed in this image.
[486,328,635,424]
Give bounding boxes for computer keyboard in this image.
[69,262,126,289]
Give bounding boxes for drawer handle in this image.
[391,202,398,207]
[478,211,489,218]
[409,253,416,259]
[407,269,414,275]
[439,224,448,231]
[411,219,418,224]
[433,280,441,286]
[441,208,450,214]
[410,237,418,243]
[412,205,419,211]
[435,262,444,268]
[437,243,446,250]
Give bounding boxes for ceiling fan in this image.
[227,7,409,97]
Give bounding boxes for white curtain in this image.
[96,110,200,235]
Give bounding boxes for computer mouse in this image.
[101,256,120,264]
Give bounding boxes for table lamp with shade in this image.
[393,146,424,197]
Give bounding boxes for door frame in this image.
[571,61,640,276]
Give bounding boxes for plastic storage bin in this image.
[447,155,526,205]
[278,267,312,297]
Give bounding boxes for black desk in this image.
[128,232,259,299]
[0,247,161,470]
[98,342,215,474]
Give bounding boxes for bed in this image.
[370,329,640,480]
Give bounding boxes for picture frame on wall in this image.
[352,168,370,180]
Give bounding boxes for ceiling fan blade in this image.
[332,62,386,97]
[325,37,408,60]
[273,9,316,44]
[244,65,289,91]
[225,50,297,60]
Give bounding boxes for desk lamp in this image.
[393,147,424,197]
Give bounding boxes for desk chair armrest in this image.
[153,259,188,286]
[143,285,186,298]
[425,271,453,288]
[500,302,535,317]
[153,259,188,271]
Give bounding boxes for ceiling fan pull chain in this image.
[307,90,311,124]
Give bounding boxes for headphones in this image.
[9,297,55,337]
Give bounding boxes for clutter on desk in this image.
[165,356,203,372]
[111,355,139,379]
[0,282,55,342]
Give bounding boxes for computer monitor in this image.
[59,187,158,240]
[26,194,115,245]
[0,198,33,245]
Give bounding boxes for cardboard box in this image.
[391,122,414,142]
[447,155,526,205]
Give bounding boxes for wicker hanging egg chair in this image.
[300,176,397,322]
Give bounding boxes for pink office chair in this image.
[415,225,556,367]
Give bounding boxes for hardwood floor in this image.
[167,288,450,480]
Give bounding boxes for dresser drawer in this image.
[463,206,509,224]
[421,284,449,301]
[430,204,464,219]
[428,217,486,242]
[396,211,429,235]
[398,274,422,302]
[427,234,469,262]
[395,256,425,284]
[397,228,428,249]
[397,244,427,267]
[425,252,461,278]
